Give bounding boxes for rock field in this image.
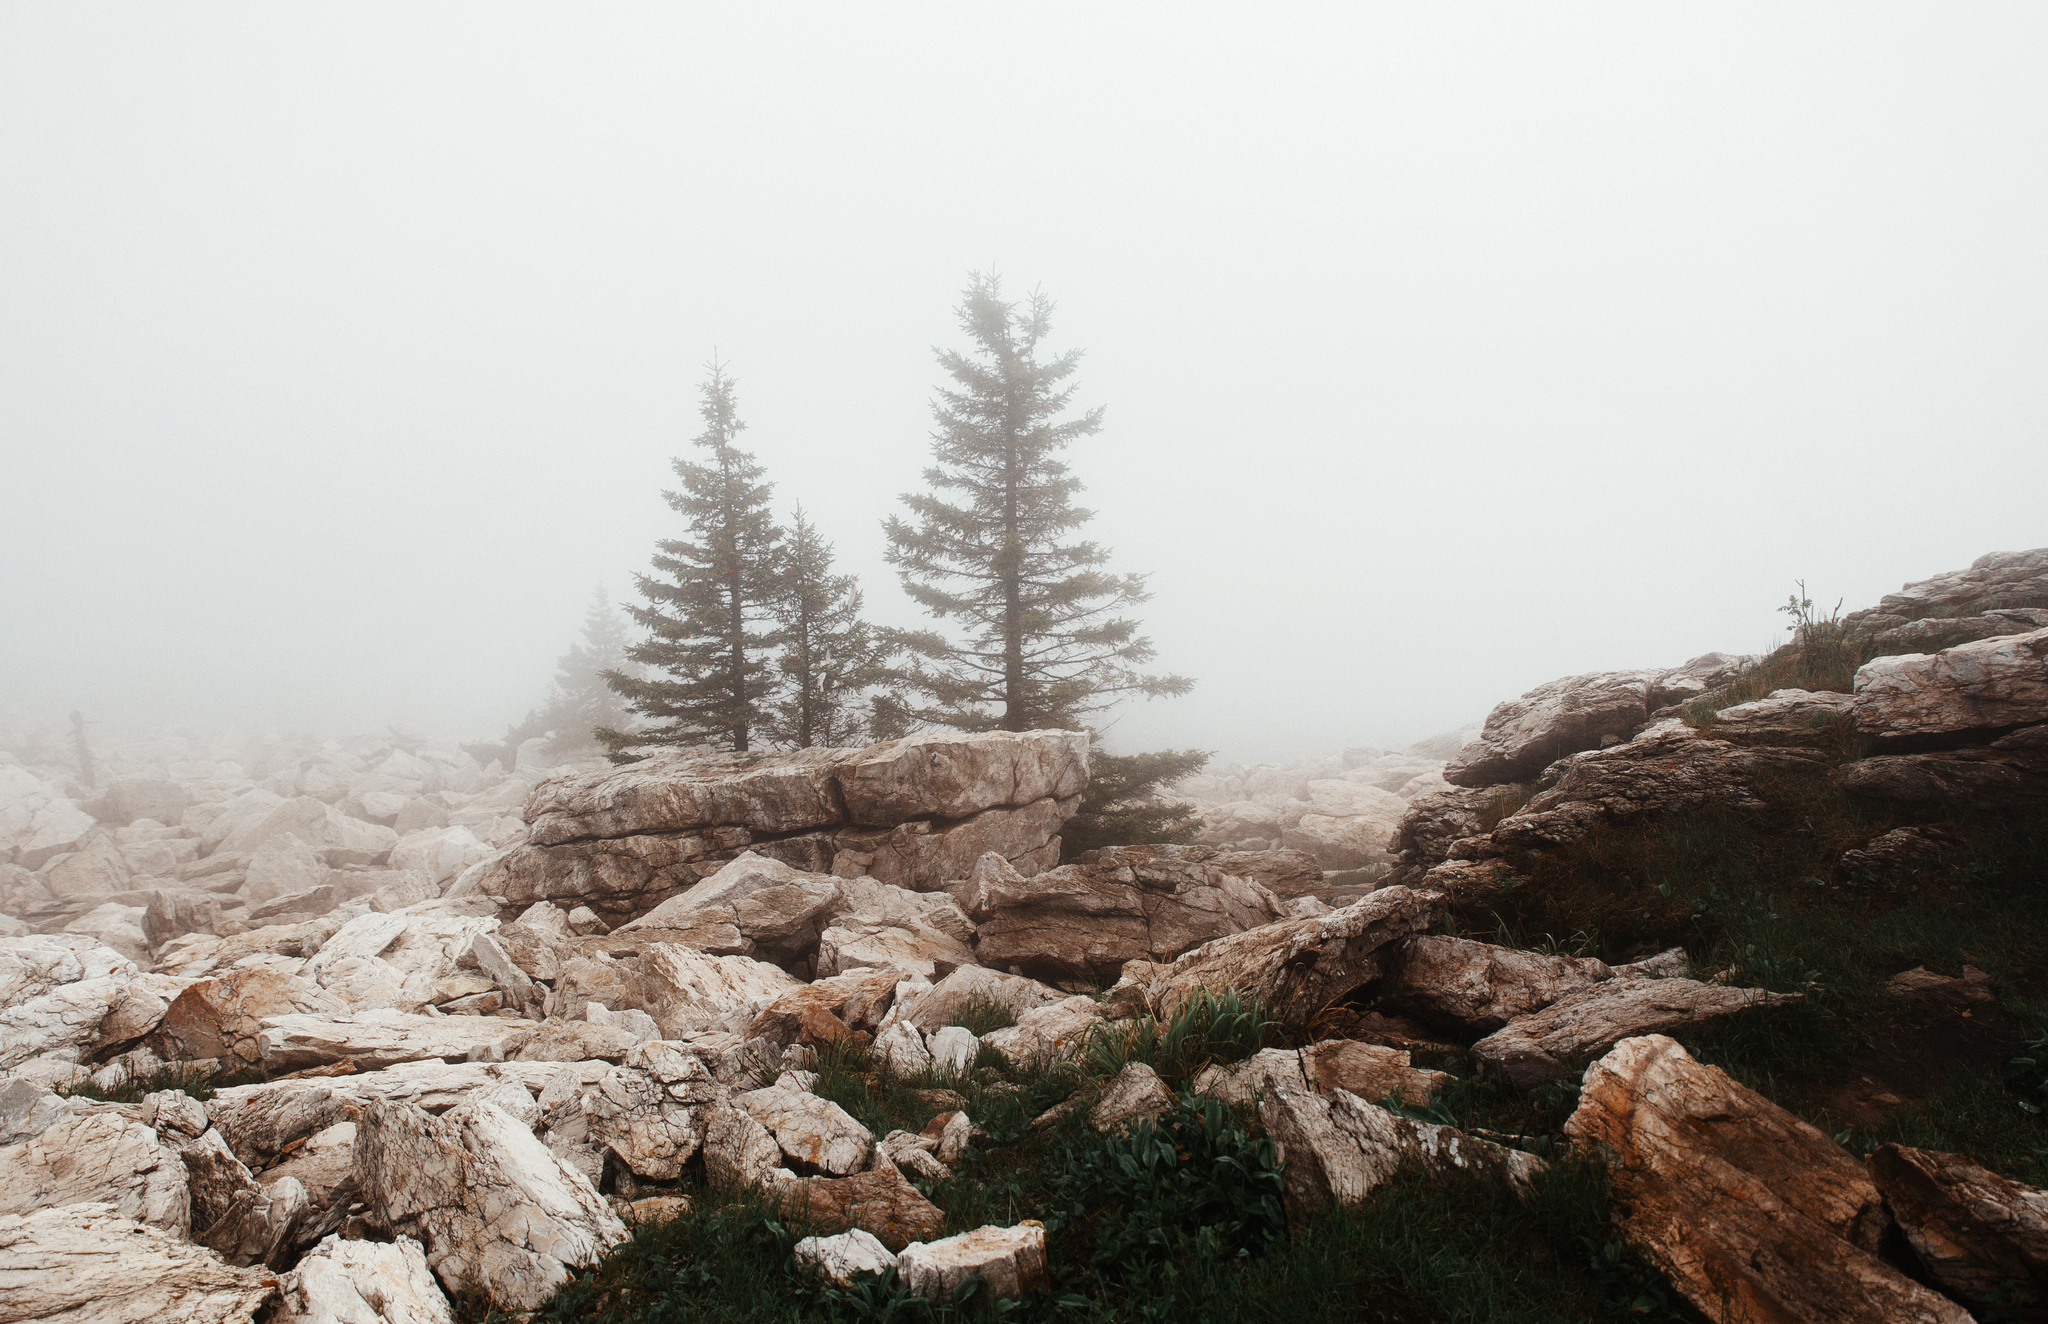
[1,548,2045,1322]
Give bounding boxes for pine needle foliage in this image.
[602,362,784,756]
[764,506,890,749]
[1060,741,1209,860]
[883,274,1191,733]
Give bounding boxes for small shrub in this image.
[1085,989,1269,1088]
[947,992,1017,1037]
[59,1061,232,1104]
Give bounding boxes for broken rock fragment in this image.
[896,1222,1050,1305]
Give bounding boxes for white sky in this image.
[3,5,2044,762]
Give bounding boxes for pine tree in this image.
[503,588,637,761]
[1058,742,1210,860]
[765,506,889,748]
[883,273,1191,731]
[601,362,784,755]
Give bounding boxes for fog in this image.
[4,5,2044,763]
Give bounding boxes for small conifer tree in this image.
[502,588,637,760]
[601,362,784,755]
[1059,741,1210,860]
[883,274,1191,731]
[765,506,889,748]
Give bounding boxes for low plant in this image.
[1084,989,1269,1088]
[947,992,1018,1037]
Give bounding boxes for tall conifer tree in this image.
[883,274,1190,731]
[602,362,783,755]
[766,506,889,748]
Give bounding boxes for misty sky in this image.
[4,6,2044,763]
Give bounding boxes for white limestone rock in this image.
[276,1233,454,1324]
[0,1107,191,1234]
[895,1222,1049,1305]
[0,1201,278,1324]
[736,1081,873,1175]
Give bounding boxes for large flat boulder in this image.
[0,766,95,871]
[1868,1142,2048,1314]
[0,1108,191,1234]
[966,847,1287,985]
[1133,885,1442,1027]
[1472,977,1801,1089]
[1379,935,1613,1032]
[1853,627,2048,741]
[1566,1035,1969,1324]
[1840,724,2048,805]
[0,1201,277,1324]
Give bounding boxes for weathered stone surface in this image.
[461,828,746,917]
[207,1061,557,1166]
[1201,847,1326,899]
[1137,886,1443,1028]
[353,1097,627,1312]
[582,1043,723,1180]
[0,1201,278,1324]
[747,968,906,1049]
[1705,688,1856,741]
[897,1223,1049,1305]
[1445,658,1746,788]
[979,996,1105,1069]
[623,853,843,968]
[899,965,1068,1034]
[505,1020,644,1064]
[1259,1082,1540,1223]
[0,1108,190,1234]
[83,778,195,829]
[967,847,1287,986]
[276,1232,454,1324]
[875,1021,934,1075]
[614,943,802,1038]
[1868,1142,2048,1313]
[1853,627,2048,741]
[737,1081,873,1175]
[1887,964,1996,1008]
[926,1026,977,1074]
[816,915,976,982]
[259,1121,357,1224]
[1846,548,2048,628]
[0,936,139,1069]
[1194,1042,1446,1108]
[794,1228,898,1288]
[1090,1062,1174,1135]
[527,748,849,844]
[256,1009,531,1072]
[1383,785,1505,884]
[838,730,1088,825]
[774,1166,945,1251]
[154,967,349,1067]
[142,889,226,951]
[1840,724,2048,805]
[1840,825,1963,882]
[213,797,397,869]
[1380,935,1613,1032]
[1565,1035,1968,1324]
[1486,723,1829,854]
[702,1099,791,1190]
[1869,608,2048,658]
[1472,977,1801,1089]
[0,765,96,870]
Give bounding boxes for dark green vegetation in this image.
[515,994,1687,1324]
[56,1059,244,1104]
[881,274,1191,732]
[1059,743,1210,861]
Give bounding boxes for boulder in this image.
[773,1166,945,1251]
[1868,608,2048,657]
[255,1009,532,1072]
[927,1026,978,1074]
[1853,627,2048,741]
[898,965,1068,1034]
[737,1081,873,1175]
[1089,1062,1174,1135]
[582,1043,724,1180]
[276,1233,454,1324]
[62,901,149,963]
[1258,1082,1541,1223]
[1201,847,1326,899]
[701,1098,792,1190]
[896,1223,1050,1306]
[143,889,227,950]
[1195,1040,1448,1108]
[979,995,1105,1069]
[390,826,490,888]
[1471,977,1802,1089]
[0,1201,278,1324]
[0,935,140,1071]
[620,943,803,1038]
[241,833,329,906]
[0,766,96,871]
[966,847,1287,985]
[1565,1035,1970,1324]
[794,1228,899,1288]
[1705,688,1856,741]
[1841,825,1964,882]
[1379,936,1614,1032]
[84,779,194,829]
[1886,965,1996,1008]
[816,915,976,982]
[747,968,906,1048]
[1445,659,1744,788]
[353,1098,628,1312]
[1867,1142,2048,1313]
[214,798,396,868]
[1845,548,2048,628]
[1383,785,1503,884]
[0,1108,191,1234]
[875,1022,934,1075]
[1840,723,2048,805]
[620,853,843,969]
[153,967,349,1068]
[1133,886,1443,1028]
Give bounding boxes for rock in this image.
[1194,1042,1447,1108]
[1840,723,2048,805]
[153,967,348,1068]
[1869,608,2048,658]
[259,1121,357,1226]
[978,996,1105,1070]
[82,778,195,828]
[0,766,97,871]
[0,935,139,1071]
[837,730,1088,824]
[582,1043,723,1179]
[876,1129,951,1182]
[898,966,1067,1034]
[1445,661,1744,788]
[747,968,907,1049]
[1379,936,1614,1031]
[966,847,1288,985]
[353,1098,627,1312]
[62,902,150,963]
[1566,1035,1969,1324]
[1853,627,2048,741]
[815,915,976,982]
[276,1232,454,1324]
[214,797,396,869]
[773,1166,945,1250]
[1886,965,1997,1008]
[1867,1142,2048,1313]
[896,1223,1049,1305]
[620,943,802,1037]
[1135,885,1443,1028]
[390,826,490,888]
[464,931,537,1014]
[1472,977,1802,1089]
[621,853,844,969]
[256,1009,532,1072]
[528,748,851,843]
[1382,785,1507,884]
[242,833,329,907]
[1090,1062,1174,1134]
[874,1022,933,1075]
[794,1228,898,1288]
[1846,548,2048,628]
[926,1026,978,1075]
[0,1108,191,1234]
[1258,1083,1540,1223]
[1705,688,1857,741]
[1841,825,1965,882]
[506,1020,645,1065]
[143,889,227,950]
[1486,723,1829,854]
[1200,847,1326,899]
[737,1081,873,1175]
[701,1098,791,1189]
[0,1201,278,1324]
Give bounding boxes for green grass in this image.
[1083,988,1269,1088]
[948,992,1019,1037]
